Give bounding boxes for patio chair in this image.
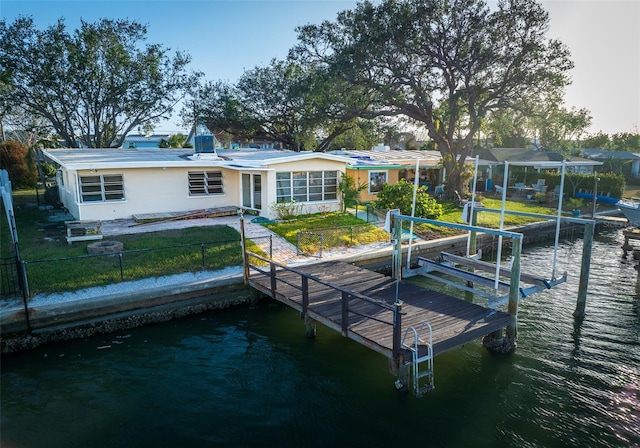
[494,185,504,196]
[532,182,547,194]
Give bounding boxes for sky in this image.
[1,0,639,136]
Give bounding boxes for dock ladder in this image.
[401,322,434,396]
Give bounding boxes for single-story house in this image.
[43,147,351,221]
[580,148,640,177]
[329,146,444,202]
[472,148,603,188]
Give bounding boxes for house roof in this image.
[580,148,640,160]
[43,148,351,171]
[473,148,602,167]
[330,149,442,168]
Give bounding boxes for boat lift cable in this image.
[466,156,480,257]
[551,160,567,281]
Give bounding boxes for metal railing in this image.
[244,250,404,364]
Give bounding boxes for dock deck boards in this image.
[248,260,511,359]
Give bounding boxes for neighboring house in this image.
[473,148,602,187]
[121,134,172,149]
[329,146,443,202]
[580,148,640,177]
[43,148,351,221]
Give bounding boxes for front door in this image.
[242,173,262,211]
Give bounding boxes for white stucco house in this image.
[43,147,352,221]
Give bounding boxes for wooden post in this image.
[341,291,349,336]
[301,276,309,317]
[483,234,521,353]
[240,214,249,284]
[394,359,410,392]
[392,299,403,369]
[304,314,316,339]
[574,220,594,318]
[270,262,277,297]
[300,271,315,339]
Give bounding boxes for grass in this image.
[1,185,625,295]
[264,212,390,250]
[409,197,558,238]
[1,190,254,294]
[623,185,640,199]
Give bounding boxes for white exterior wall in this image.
[52,151,347,222]
[61,167,240,221]
[261,159,344,220]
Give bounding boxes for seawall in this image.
[0,219,590,354]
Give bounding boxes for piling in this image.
[574,221,594,318]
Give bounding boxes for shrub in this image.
[270,199,304,220]
[0,140,38,188]
[41,162,57,178]
[374,179,443,219]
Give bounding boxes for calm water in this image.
[2,229,639,448]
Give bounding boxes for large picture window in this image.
[79,174,124,202]
[369,171,388,194]
[188,171,224,196]
[276,171,337,203]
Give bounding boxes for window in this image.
[188,171,224,196]
[79,174,124,202]
[369,171,388,194]
[276,171,337,203]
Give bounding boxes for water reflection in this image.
[1,229,639,447]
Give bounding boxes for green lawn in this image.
[264,212,390,248]
[2,191,251,294]
[0,187,613,296]
[408,197,558,238]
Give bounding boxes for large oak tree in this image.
[292,0,574,194]
[0,17,200,148]
[195,58,380,151]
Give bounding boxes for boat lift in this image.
[384,159,595,392]
[399,158,595,314]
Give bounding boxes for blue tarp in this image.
[575,192,619,204]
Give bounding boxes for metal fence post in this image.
[19,260,31,332]
[118,253,124,280]
[201,243,205,268]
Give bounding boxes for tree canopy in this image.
[193,58,384,151]
[0,16,200,148]
[482,95,592,152]
[292,0,574,194]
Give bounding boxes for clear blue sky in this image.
[2,0,638,136]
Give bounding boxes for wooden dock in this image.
[246,257,511,360]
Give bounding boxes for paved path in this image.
[100,214,392,266]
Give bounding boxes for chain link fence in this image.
[297,224,390,258]
[18,239,244,298]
